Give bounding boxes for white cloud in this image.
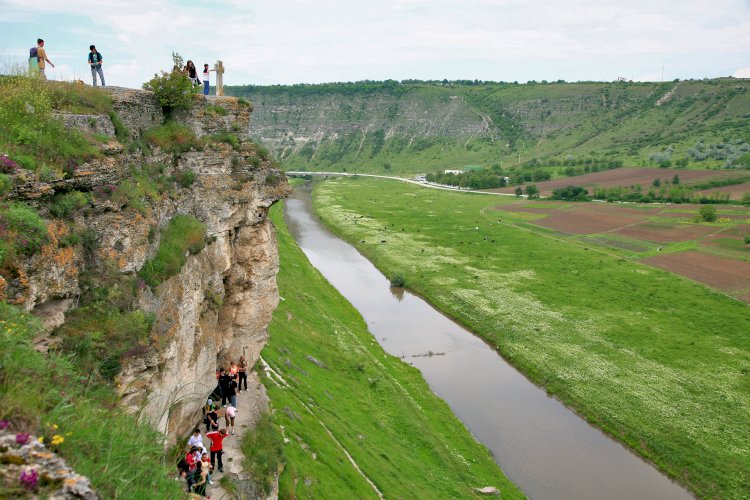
[734,66,750,78]
[1,0,749,85]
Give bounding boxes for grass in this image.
[263,202,524,499]
[0,76,107,173]
[313,177,750,499]
[0,202,48,268]
[143,121,201,153]
[139,214,206,288]
[0,302,183,498]
[239,412,284,496]
[49,191,91,219]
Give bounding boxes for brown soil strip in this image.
[642,251,750,297]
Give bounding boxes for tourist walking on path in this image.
[34,39,54,79]
[218,368,231,406]
[202,63,212,95]
[238,355,248,392]
[188,428,208,455]
[88,45,105,86]
[226,374,238,409]
[224,403,236,435]
[206,428,228,473]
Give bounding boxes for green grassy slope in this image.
[227,79,750,175]
[312,177,750,499]
[262,202,524,499]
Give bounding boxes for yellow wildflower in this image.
[38,437,44,443]
[51,435,64,445]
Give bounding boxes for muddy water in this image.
[284,185,692,500]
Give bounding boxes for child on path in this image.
[201,452,214,485]
[224,404,236,435]
[205,428,228,473]
[88,45,105,86]
[193,461,209,497]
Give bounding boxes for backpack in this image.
[29,46,38,60]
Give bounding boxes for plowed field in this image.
[485,168,745,197]
[642,251,750,295]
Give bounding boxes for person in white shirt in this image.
[187,428,208,455]
[202,63,213,96]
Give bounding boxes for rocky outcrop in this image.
[0,431,98,499]
[5,88,289,444]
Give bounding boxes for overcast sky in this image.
[1,0,749,87]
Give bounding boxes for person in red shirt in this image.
[205,428,228,473]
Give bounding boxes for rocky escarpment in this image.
[3,87,289,443]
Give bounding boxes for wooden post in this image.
[214,60,225,96]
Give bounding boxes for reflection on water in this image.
[284,183,692,500]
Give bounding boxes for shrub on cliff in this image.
[139,214,206,288]
[143,70,197,115]
[143,121,200,153]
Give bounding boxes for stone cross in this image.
[214,60,225,96]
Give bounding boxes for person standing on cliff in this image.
[88,45,105,86]
[202,63,213,96]
[35,39,54,79]
[206,428,228,473]
[237,355,248,393]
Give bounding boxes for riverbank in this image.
[313,177,750,499]
[260,201,524,498]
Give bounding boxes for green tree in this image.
[143,52,197,115]
[514,186,523,197]
[673,174,680,185]
[525,184,540,199]
[652,178,661,187]
[699,205,717,222]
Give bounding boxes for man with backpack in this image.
[88,45,105,86]
[30,39,54,78]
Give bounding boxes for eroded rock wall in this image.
[5,87,288,443]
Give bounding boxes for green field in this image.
[262,202,524,499]
[312,177,750,499]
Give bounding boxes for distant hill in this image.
[226,79,750,175]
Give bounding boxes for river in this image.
[283,184,692,500]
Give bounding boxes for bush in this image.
[108,111,129,140]
[143,121,200,153]
[205,104,228,116]
[142,69,197,114]
[138,215,206,288]
[390,274,405,287]
[175,170,196,188]
[744,234,750,245]
[699,205,717,222]
[551,185,590,201]
[49,191,90,219]
[240,413,285,497]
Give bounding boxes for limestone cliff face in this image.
[6,88,289,442]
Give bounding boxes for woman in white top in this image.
[187,428,208,455]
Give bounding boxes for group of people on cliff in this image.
[179,60,215,96]
[177,355,249,497]
[28,37,216,95]
[28,38,104,86]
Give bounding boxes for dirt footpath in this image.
[207,372,269,499]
